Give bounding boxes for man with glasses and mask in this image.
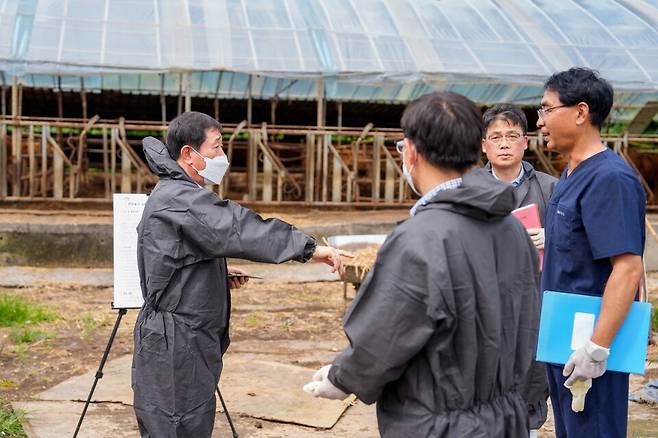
[482,104,556,437]
[304,92,541,438]
[537,68,645,438]
[132,111,348,437]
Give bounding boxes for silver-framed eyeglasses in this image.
[537,104,569,120]
[395,140,405,154]
[486,132,523,145]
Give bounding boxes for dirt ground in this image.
[1,273,658,437]
[0,280,348,401]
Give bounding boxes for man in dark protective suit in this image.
[304,92,541,438]
[132,111,346,437]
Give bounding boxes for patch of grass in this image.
[0,295,59,328]
[652,307,658,333]
[81,312,106,334]
[9,328,53,344]
[80,312,104,340]
[245,313,263,328]
[0,380,16,389]
[0,404,26,438]
[8,344,29,361]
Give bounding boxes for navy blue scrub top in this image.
[541,148,645,296]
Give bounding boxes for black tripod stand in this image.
[216,386,239,438]
[72,307,239,437]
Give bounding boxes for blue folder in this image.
[536,290,652,375]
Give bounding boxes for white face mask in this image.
[402,156,421,196]
[190,148,229,185]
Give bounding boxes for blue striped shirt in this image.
[410,177,463,216]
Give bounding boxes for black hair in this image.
[482,104,528,135]
[401,91,482,172]
[166,111,222,159]
[544,68,613,129]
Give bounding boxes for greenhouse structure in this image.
[0,0,657,205]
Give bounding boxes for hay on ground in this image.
[343,246,379,282]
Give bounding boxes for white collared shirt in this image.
[491,164,525,188]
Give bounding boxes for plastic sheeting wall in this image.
[1,0,658,106]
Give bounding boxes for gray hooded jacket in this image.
[329,169,540,438]
[131,137,315,437]
[485,160,558,226]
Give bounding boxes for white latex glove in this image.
[569,378,592,412]
[302,365,349,400]
[563,340,609,387]
[527,228,545,250]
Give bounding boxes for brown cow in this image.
[626,148,658,205]
[528,146,656,205]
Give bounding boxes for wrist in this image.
[303,237,317,262]
[585,340,610,362]
[327,364,351,395]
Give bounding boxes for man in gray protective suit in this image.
[304,92,540,437]
[482,104,557,436]
[132,111,346,437]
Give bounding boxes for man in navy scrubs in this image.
[538,68,646,437]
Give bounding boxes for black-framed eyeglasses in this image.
[537,104,570,120]
[395,140,405,154]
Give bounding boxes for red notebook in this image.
[511,203,543,271]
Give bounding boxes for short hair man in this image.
[304,92,540,437]
[482,104,557,221]
[538,68,645,437]
[482,104,556,435]
[132,111,346,437]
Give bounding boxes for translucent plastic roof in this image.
[1,0,658,105]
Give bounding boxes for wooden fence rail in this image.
[1,116,656,205]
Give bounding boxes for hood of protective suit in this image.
[142,136,194,183]
[417,168,516,221]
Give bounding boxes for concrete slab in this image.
[35,354,352,429]
[229,400,379,437]
[219,357,356,428]
[0,266,114,288]
[36,355,133,405]
[13,399,379,438]
[0,262,339,289]
[12,401,139,438]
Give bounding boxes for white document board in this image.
[113,193,148,309]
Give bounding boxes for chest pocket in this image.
[552,203,577,251]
